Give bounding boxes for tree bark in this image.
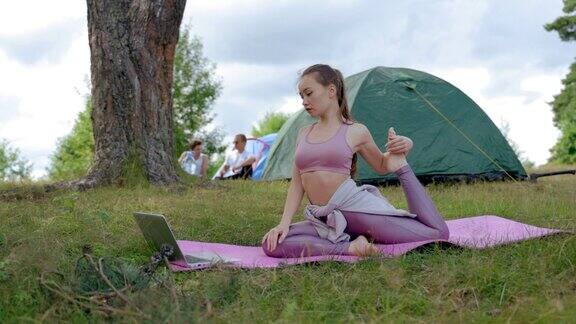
[84,0,187,186]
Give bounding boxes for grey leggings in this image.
[262,165,449,257]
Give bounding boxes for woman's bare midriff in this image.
[301,170,350,205]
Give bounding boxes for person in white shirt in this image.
[218,134,256,180]
[178,139,209,177]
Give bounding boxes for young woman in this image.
[178,139,209,177]
[261,64,449,257]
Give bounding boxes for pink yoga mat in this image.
[169,215,568,271]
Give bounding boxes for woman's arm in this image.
[278,161,305,226]
[351,124,412,175]
[262,127,307,250]
[177,151,187,164]
[278,126,307,225]
[262,161,305,251]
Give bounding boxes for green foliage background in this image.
[251,111,291,137]
[545,0,576,163]
[47,24,224,181]
[172,23,225,159]
[48,99,94,181]
[0,139,32,182]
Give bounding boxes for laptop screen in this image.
[133,212,190,265]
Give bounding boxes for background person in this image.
[218,134,256,180]
[178,139,209,177]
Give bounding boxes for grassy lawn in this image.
[0,165,574,322]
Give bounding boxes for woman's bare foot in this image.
[348,235,380,256]
[386,152,408,173]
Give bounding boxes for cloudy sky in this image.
[0,0,573,178]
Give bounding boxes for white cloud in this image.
[0,29,90,177]
[0,0,85,37]
[277,96,302,115]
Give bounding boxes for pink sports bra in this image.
[295,122,353,175]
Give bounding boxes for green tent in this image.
[262,66,527,185]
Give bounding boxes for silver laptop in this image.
[133,212,237,269]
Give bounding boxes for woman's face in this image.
[192,144,203,154]
[298,74,337,118]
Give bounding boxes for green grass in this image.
[0,166,575,323]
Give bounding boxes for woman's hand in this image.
[262,222,290,251]
[385,127,413,154]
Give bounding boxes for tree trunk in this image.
[84,0,187,186]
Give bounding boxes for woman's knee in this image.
[438,227,450,240]
[425,227,449,241]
